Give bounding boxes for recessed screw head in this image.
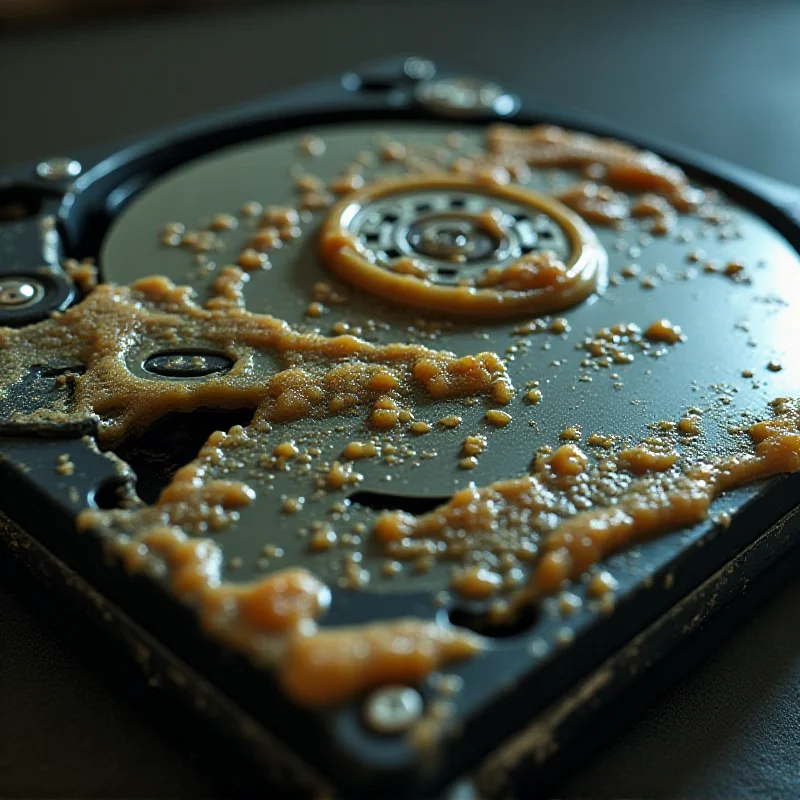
[143,351,234,379]
[415,77,519,118]
[404,57,437,81]
[36,158,82,182]
[0,277,45,308]
[363,685,423,734]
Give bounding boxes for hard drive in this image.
[2,56,800,798]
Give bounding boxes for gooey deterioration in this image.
[2,122,799,714]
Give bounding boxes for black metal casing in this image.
[2,57,800,798]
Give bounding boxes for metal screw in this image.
[143,351,234,379]
[363,685,423,734]
[0,277,45,308]
[415,77,519,119]
[404,57,436,81]
[340,71,362,91]
[36,157,82,182]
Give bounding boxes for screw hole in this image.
[142,350,234,379]
[90,478,128,510]
[0,186,41,222]
[360,79,398,92]
[448,601,540,638]
[112,408,255,505]
[340,72,400,93]
[348,490,449,515]
[0,181,60,223]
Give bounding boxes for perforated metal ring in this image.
[319,175,606,318]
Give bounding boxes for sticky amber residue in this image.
[309,527,338,551]
[725,261,746,277]
[374,400,800,606]
[588,570,619,597]
[391,257,432,279]
[0,269,509,443]
[278,619,483,707]
[94,498,328,630]
[451,566,503,599]
[368,370,400,392]
[78,418,479,707]
[478,251,573,291]
[55,454,75,476]
[238,248,269,271]
[414,353,508,400]
[645,319,684,344]
[617,445,678,474]
[320,174,605,319]
[547,444,589,476]
[342,441,378,460]
[370,400,399,429]
[282,497,303,513]
[475,207,507,240]
[274,441,299,459]
[86,487,479,708]
[463,434,488,457]
[487,124,694,205]
[492,379,515,404]
[330,173,365,195]
[326,460,361,489]
[559,426,582,441]
[227,568,331,632]
[580,322,642,365]
[557,182,629,226]
[631,194,677,235]
[678,416,702,436]
[209,213,238,232]
[485,409,512,427]
[631,194,674,218]
[0,264,512,708]
[526,388,543,404]
[64,258,100,293]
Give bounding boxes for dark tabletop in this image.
[2,0,800,796]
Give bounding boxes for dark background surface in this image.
[2,0,800,796]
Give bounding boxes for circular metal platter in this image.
[98,121,800,601]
